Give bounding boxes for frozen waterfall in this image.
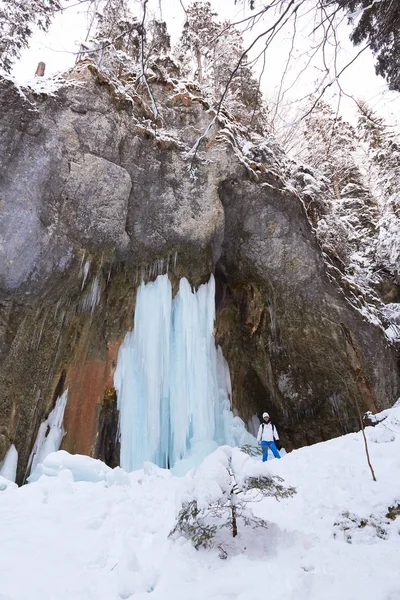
[114,274,254,473]
[28,390,68,478]
[0,444,18,482]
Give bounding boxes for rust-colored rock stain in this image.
[63,338,122,457]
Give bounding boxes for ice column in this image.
[0,444,18,482]
[28,389,68,475]
[115,274,254,472]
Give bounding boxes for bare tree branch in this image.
[300,43,370,121]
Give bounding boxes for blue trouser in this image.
[261,441,281,462]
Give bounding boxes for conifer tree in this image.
[357,102,400,279]
[88,0,140,79]
[337,0,400,92]
[302,100,379,254]
[292,98,381,293]
[176,1,265,127]
[0,0,61,73]
[170,455,295,557]
[178,1,220,85]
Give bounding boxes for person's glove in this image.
[275,440,281,451]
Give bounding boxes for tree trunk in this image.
[231,502,238,538]
[354,394,377,482]
[195,47,203,83]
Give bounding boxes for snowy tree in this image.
[303,100,358,198]
[86,1,178,86]
[170,451,295,557]
[0,0,61,73]
[210,19,265,127]
[177,1,220,85]
[146,19,171,62]
[87,0,140,79]
[357,102,400,282]
[300,99,379,275]
[143,19,180,81]
[237,0,400,92]
[337,0,400,92]
[176,2,266,128]
[358,102,400,197]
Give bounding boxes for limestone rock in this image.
[0,67,398,482]
[63,153,132,251]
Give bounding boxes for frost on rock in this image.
[28,390,68,477]
[114,274,254,474]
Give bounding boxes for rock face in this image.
[0,65,398,482]
[63,153,132,251]
[215,175,397,447]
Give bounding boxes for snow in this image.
[1,402,400,600]
[28,451,130,486]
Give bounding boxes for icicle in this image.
[35,311,47,349]
[28,390,68,475]
[114,275,254,474]
[80,276,101,314]
[81,260,90,290]
[0,444,18,482]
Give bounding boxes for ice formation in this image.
[114,274,254,473]
[28,389,68,476]
[0,444,18,482]
[28,450,130,485]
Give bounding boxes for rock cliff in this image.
[0,64,398,482]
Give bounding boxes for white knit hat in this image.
[262,412,269,418]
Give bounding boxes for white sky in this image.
[11,0,400,131]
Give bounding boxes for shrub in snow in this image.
[386,504,400,522]
[170,500,219,550]
[333,509,399,544]
[244,474,296,499]
[239,444,262,458]
[170,447,295,557]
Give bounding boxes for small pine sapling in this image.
[170,500,217,550]
[170,454,296,556]
[239,444,262,457]
[244,473,296,499]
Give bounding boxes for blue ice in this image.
[114,274,254,473]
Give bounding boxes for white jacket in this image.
[257,422,279,443]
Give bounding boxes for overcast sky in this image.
[11,0,400,129]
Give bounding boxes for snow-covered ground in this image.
[1,404,400,600]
